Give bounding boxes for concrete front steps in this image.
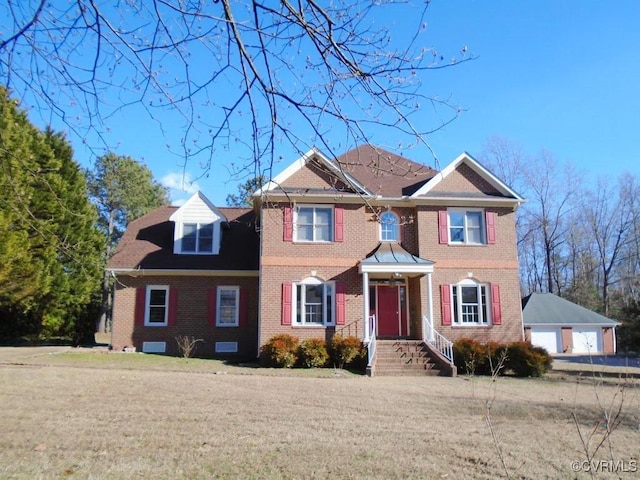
[373,339,445,376]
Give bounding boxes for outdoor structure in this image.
[522,292,618,355]
[108,145,526,375]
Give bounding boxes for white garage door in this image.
[572,328,602,354]
[530,328,561,354]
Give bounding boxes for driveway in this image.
[552,354,640,375]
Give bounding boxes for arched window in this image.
[380,211,399,242]
[451,278,490,325]
[294,277,335,326]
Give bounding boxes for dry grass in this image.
[1,348,639,479]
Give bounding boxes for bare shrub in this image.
[175,336,203,359]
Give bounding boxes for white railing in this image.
[422,315,454,365]
[365,315,377,367]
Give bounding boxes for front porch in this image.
[358,242,456,376]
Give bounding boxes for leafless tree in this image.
[581,174,638,316]
[0,0,471,180]
[480,139,582,295]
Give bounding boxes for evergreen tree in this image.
[87,153,169,331]
[0,88,105,341]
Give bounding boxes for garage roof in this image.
[522,292,618,327]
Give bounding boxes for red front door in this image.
[377,286,400,337]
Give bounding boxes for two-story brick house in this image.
[108,145,525,374]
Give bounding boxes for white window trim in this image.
[145,285,169,327]
[379,211,400,242]
[293,204,334,243]
[216,286,240,327]
[292,277,336,326]
[448,208,486,245]
[451,279,491,326]
[179,222,216,254]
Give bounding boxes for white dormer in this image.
[169,191,227,255]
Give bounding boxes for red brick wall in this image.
[431,163,502,195]
[416,206,524,344]
[258,199,524,348]
[602,327,615,354]
[279,161,349,190]
[561,327,573,353]
[111,275,259,358]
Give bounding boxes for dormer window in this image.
[380,211,399,242]
[169,191,226,255]
[182,223,214,253]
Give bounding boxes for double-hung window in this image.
[448,210,484,244]
[145,286,169,326]
[294,281,335,326]
[380,211,400,242]
[182,222,214,253]
[216,287,239,327]
[452,282,489,325]
[295,206,333,242]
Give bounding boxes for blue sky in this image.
[14,1,640,205]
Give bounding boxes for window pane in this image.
[219,289,237,324]
[315,209,331,225]
[452,286,458,322]
[199,224,214,252]
[466,212,482,228]
[467,227,482,244]
[450,227,465,242]
[316,225,331,241]
[182,223,197,251]
[297,208,314,224]
[326,284,333,324]
[461,286,478,303]
[297,225,314,241]
[304,285,324,324]
[305,285,323,304]
[148,306,166,323]
[449,212,465,227]
[380,212,399,241]
[481,286,488,323]
[149,289,167,306]
[296,285,302,323]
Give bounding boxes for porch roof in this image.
[359,242,434,274]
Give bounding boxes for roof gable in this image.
[522,292,618,326]
[169,191,227,223]
[411,152,524,201]
[259,148,369,196]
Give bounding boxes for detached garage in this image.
[522,293,618,355]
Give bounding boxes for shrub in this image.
[506,342,552,377]
[298,338,329,368]
[453,339,506,375]
[260,334,299,368]
[453,338,552,377]
[329,335,362,368]
[175,335,204,358]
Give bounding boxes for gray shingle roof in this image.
[361,242,433,266]
[522,292,617,326]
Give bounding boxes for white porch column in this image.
[362,271,370,342]
[427,271,435,342]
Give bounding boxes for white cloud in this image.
[161,171,200,206]
[161,171,200,194]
